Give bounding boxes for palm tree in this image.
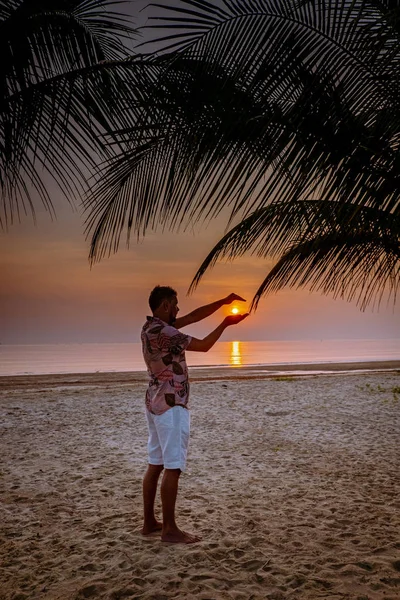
[0,0,143,228]
[84,0,400,310]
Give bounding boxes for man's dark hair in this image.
[149,286,177,312]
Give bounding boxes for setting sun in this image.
[231,307,239,314]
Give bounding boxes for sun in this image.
[231,307,239,314]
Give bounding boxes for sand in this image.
[1,364,400,600]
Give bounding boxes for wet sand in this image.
[1,364,400,599]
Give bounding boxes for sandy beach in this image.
[1,364,400,600]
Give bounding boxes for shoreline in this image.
[0,359,399,389]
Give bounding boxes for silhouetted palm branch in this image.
[81,0,400,308]
[85,0,400,261]
[0,0,139,226]
[189,200,400,309]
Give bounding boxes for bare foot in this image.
[161,529,202,544]
[141,520,162,535]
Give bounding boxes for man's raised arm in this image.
[174,293,245,329]
[186,313,249,352]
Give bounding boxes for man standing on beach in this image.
[141,286,248,544]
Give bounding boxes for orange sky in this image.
[1,198,399,344]
[1,1,399,345]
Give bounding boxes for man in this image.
[141,285,248,544]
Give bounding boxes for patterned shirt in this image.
[141,316,192,415]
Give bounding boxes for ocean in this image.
[1,339,400,376]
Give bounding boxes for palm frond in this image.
[252,229,400,310]
[85,0,400,263]
[1,0,138,225]
[189,200,400,309]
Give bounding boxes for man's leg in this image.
[142,463,164,535]
[160,468,201,544]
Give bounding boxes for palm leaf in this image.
[1,0,138,225]
[252,229,400,310]
[189,200,400,309]
[85,0,400,263]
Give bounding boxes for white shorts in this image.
[146,406,190,471]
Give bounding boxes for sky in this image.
[1,1,399,345]
[1,195,399,344]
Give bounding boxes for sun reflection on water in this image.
[230,340,242,366]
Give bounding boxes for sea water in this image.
[1,339,400,376]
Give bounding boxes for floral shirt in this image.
[141,316,192,415]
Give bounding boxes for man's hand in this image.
[188,312,249,352]
[223,293,246,305]
[223,313,249,327]
[175,293,246,329]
